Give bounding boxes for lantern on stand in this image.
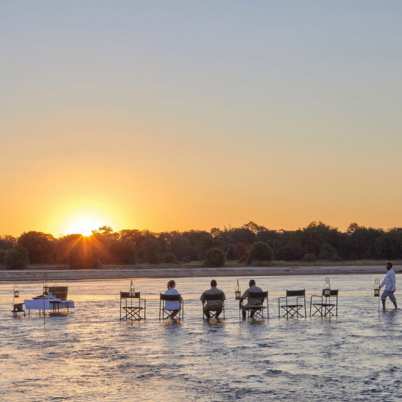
[323,277,331,297]
[129,280,135,296]
[11,287,25,315]
[373,278,380,297]
[235,280,241,300]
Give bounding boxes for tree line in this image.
[1,221,402,269]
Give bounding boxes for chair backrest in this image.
[322,289,338,297]
[203,293,225,301]
[286,289,305,298]
[160,293,182,301]
[120,291,140,299]
[46,286,68,300]
[248,290,268,301]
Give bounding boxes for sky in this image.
[1,1,402,236]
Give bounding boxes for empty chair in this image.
[310,289,338,318]
[120,291,146,321]
[278,289,307,319]
[159,280,184,320]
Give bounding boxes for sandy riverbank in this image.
[0,264,397,282]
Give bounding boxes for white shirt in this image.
[381,269,396,292]
[164,288,181,310]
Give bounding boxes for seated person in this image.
[163,280,182,319]
[200,279,225,320]
[240,279,264,320]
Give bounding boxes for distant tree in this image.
[204,248,225,267]
[161,252,178,264]
[3,220,402,267]
[0,236,16,250]
[374,230,402,259]
[318,242,340,260]
[183,231,213,260]
[55,234,83,264]
[226,242,249,261]
[210,227,222,238]
[18,231,55,263]
[91,226,120,264]
[4,247,29,269]
[109,238,136,264]
[169,234,195,262]
[228,228,256,244]
[68,238,99,269]
[302,222,341,256]
[0,236,16,265]
[275,242,305,261]
[344,223,383,259]
[303,253,317,262]
[247,241,273,264]
[256,229,278,247]
[243,221,267,234]
[136,236,162,264]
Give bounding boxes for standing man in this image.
[380,262,398,311]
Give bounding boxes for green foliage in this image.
[68,238,99,269]
[374,230,402,259]
[162,252,178,264]
[4,247,29,269]
[204,248,226,267]
[303,253,317,262]
[318,242,340,260]
[247,241,273,264]
[18,231,55,264]
[3,221,402,267]
[275,242,304,261]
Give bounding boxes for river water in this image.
[0,274,401,401]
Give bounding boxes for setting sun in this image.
[64,215,105,236]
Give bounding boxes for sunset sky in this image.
[1,1,402,236]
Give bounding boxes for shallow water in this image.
[0,275,401,402]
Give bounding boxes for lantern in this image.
[373,278,380,297]
[235,280,241,300]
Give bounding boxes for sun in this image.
[64,215,104,236]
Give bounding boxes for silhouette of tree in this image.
[4,247,29,269]
[18,231,55,263]
[205,248,225,267]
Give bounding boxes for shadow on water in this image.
[381,309,399,325]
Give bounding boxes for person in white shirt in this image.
[380,262,397,311]
[163,280,182,319]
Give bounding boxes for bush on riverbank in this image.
[2,221,402,267]
[248,241,273,264]
[4,247,29,269]
[204,248,225,267]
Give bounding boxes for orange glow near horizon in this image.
[63,214,105,236]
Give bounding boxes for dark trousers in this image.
[242,306,256,320]
[204,306,222,319]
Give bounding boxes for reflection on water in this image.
[0,275,401,401]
